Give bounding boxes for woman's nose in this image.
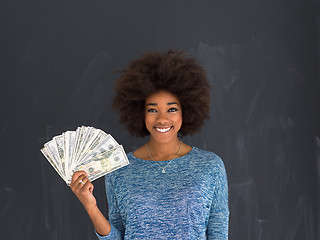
[156,112,168,122]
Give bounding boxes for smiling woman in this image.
[70,50,229,240]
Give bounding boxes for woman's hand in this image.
[70,171,97,211]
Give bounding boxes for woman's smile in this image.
[155,127,172,133]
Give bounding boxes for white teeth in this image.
[156,127,171,133]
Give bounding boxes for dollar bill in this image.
[79,134,119,164]
[40,126,130,185]
[75,145,129,183]
[44,139,63,172]
[41,147,66,181]
[64,130,76,179]
[54,134,65,175]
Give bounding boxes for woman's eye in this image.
[168,108,178,112]
[147,109,157,113]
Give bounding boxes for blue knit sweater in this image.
[95,147,229,239]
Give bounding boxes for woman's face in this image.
[145,90,182,144]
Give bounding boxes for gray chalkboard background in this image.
[1,0,319,239]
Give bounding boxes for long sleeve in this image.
[206,157,229,239]
[95,174,124,240]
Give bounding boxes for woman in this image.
[70,50,229,239]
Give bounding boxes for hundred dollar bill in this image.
[54,134,65,176]
[74,145,129,184]
[74,126,94,163]
[44,139,63,172]
[78,134,119,165]
[41,147,66,182]
[76,126,95,161]
[76,127,103,164]
[71,126,85,165]
[64,130,76,179]
[84,129,109,156]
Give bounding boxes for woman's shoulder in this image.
[189,146,221,159]
[131,145,149,160]
[190,146,225,169]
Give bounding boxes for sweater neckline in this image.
[128,146,196,162]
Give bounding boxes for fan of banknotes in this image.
[40,126,130,185]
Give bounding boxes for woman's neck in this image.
[146,137,181,161]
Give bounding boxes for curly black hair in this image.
[113,50,210,137]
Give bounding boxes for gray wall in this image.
[0,0,319,239]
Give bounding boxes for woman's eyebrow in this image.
[146,102,180,106]
[167,102,180,106]
[146,103,157,106]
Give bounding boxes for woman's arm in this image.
[206,158,230,239]
[70,171,111,237]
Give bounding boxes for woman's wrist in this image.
[85,203,99,215]
[85,203,111,236]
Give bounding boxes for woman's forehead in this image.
[145,90,180,105]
